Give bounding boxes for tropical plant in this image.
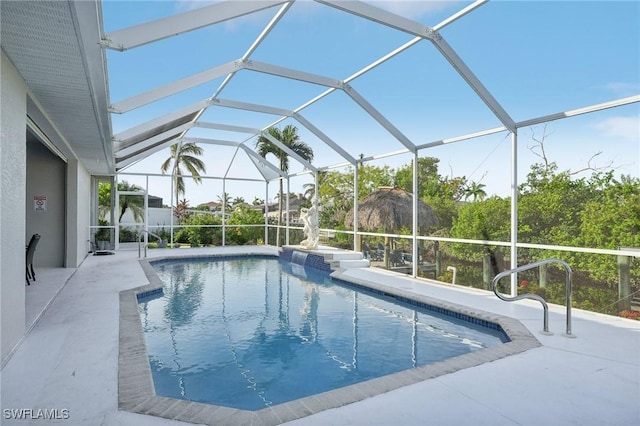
[173,199,191,224]
[255,125,314,244]
[160,141,206,205]
[227,204,264,245]
[98,181,112,222]
[464,181,487,201]
[217,192,231,209]
[231,196,246,208]
[116,181,144,222]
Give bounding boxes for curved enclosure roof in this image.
[3,1,638,193]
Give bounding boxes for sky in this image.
[101,0,640,206]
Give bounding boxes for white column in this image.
[510,131,519,296]
[1,52,27,364]
[412,151,419,277]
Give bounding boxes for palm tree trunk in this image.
[277,178,283,246]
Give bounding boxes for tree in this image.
[98,181,113,222]
[231,196,246,208]
[450,196,511,260]
[255,125,314,244]
[316,165,393,229]
[217,192,231,208]
[227,204,265,245]
[160,141,206,205]
[464,181,487,201]
[173,199,191,224]
[116,181,144,222]
[395,157,467,229]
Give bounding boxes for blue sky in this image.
[102,0,639,206]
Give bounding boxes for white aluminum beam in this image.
[516,95,640,128]
[293,113,357,164]
[242,59,343,88]
[433,0,489,31]
[239,145,287,178]
[116,136,181,169]
[213,2,294,98]
[182,137,240,147]
[110,61,239,113]
[113,99,210,142]
[345,37,422,83]
[317,0,515,132]
[260,131,317,172]
[429,36,516,132]
[195,121,262,135]
[342,84,416,152]
[315,0,429,38]
[417,126,507,150]
[102,0,287,51]
[213,98,294,117]
[115,122,194,157]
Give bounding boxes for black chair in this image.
[26,233,41,285]
[362,241,371,260]
[390,250,405,267]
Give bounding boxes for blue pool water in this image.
[139,256,507,411]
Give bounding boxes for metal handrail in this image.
[138,230,163,258]
[492,258,574,337]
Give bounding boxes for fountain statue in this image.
[299,198,319,249]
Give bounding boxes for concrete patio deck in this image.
[1,246,638,425]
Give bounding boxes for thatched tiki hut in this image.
[344,187,439,267]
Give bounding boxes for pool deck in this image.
[1,246,639,425]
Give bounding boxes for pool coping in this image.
[119,254,541,426]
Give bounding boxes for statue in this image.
[299,198,319,249]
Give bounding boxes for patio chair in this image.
[26,233,41,285]
[369,243,384,261]
[362,241,371,260]
[390,250,405,267]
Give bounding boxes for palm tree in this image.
[217,192,231,208]
[464,181,487,202]
[231,196,245,208]
[117,181,145,222]
[255,125,314,244]
[160,141,206,206]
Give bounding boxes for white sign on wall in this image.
[34,195,47,212]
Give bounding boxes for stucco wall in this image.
[26,139,66,267]
[66,159,91,267]
[1,50,27,364]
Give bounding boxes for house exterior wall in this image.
[26,139,66,267]
[1,50,27,364]
[66,159,91,267]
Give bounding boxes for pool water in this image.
[139,256,507,411]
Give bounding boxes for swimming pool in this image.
[138,255,508,411]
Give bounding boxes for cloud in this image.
[592,115,640,142]
[602,82,640,97]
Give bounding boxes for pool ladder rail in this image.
[492,258,575,338]
[138,230,163,258]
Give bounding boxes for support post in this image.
[483,254,492,290]
[618,255,631,312]
[510,131,518,296]
[539,263,547,288]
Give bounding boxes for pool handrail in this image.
[492,258,574,337]
[138,230,163,258]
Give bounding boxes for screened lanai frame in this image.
[101,0,640,295]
